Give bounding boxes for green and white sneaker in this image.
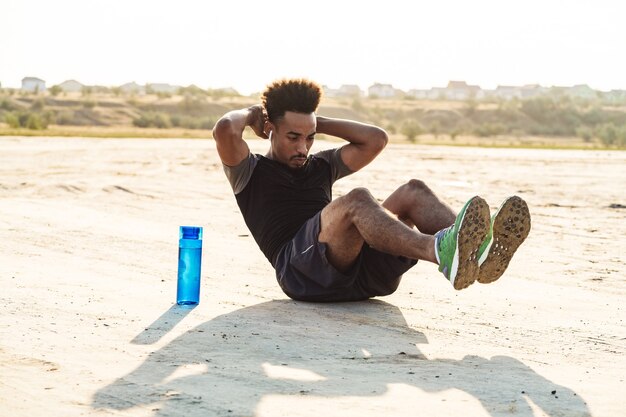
[477,196,531,284]
[434,196,490,290]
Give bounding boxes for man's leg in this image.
[318,187,437,273]
[379,179,492,289]
[319,180,491,290]
[381,179,456,234]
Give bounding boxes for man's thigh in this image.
[275,212,369,302]
[358,244,417,296]
[318,195,366,272]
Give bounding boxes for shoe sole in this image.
[451,196,491,290]
[478,196,531,284]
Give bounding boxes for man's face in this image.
[268,111,316,169]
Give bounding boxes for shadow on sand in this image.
[93,300,590,416]
[130,304,196,345]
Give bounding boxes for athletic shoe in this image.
[477,196,531,284]
[434,196,490,290]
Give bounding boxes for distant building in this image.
[337,84,363,98]
[547,86,570,98]
[566,84,597,99]
[604,89,626,102]
[443,81,482,100]
[494,85,522,100]
[519,84,546,99]
[407,81,482,100]
[322,85,338,97]
[429,87,448,100]
[58,79,84,93]
[323,84,364,98]
[21,77,46,93]
[368,83,395,98]
[406,89,430,99]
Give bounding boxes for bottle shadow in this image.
[130,304,196,345]
[93,300,591,416]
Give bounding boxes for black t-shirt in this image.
[223,148,352,266]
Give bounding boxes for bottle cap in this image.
[180,226,203,240]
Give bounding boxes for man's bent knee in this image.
[345,187,376,203]
[405,179,431,193]
[343,187,383,217]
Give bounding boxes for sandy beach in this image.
[1,136,625,417]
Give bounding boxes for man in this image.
[212,79,530,302]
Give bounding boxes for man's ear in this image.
[264,121,274,138]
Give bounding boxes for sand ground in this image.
[0,136,624,417]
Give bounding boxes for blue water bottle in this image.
[177,226,203,305]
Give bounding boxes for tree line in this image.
[1,89,625,147]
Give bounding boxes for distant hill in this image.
[1,89,625,148]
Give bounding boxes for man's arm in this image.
[315,116,388,172]
[212,105,267,166]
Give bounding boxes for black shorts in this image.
[274,212,417,302]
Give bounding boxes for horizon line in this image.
[6,78,626,94]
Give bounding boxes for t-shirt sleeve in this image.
[222,153,258,195]
[314,147,353,183]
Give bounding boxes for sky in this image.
[1,0,625,95]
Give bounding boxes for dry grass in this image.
[0,123,615,150]
[0,124,214,139]
[387,133,605,150]
[1,92,624,150]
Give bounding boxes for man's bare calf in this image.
[319,179,456,272]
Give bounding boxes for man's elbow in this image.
[212,117,232,141]
[371,127,389,152]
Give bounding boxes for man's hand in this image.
[246,105,269,139]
